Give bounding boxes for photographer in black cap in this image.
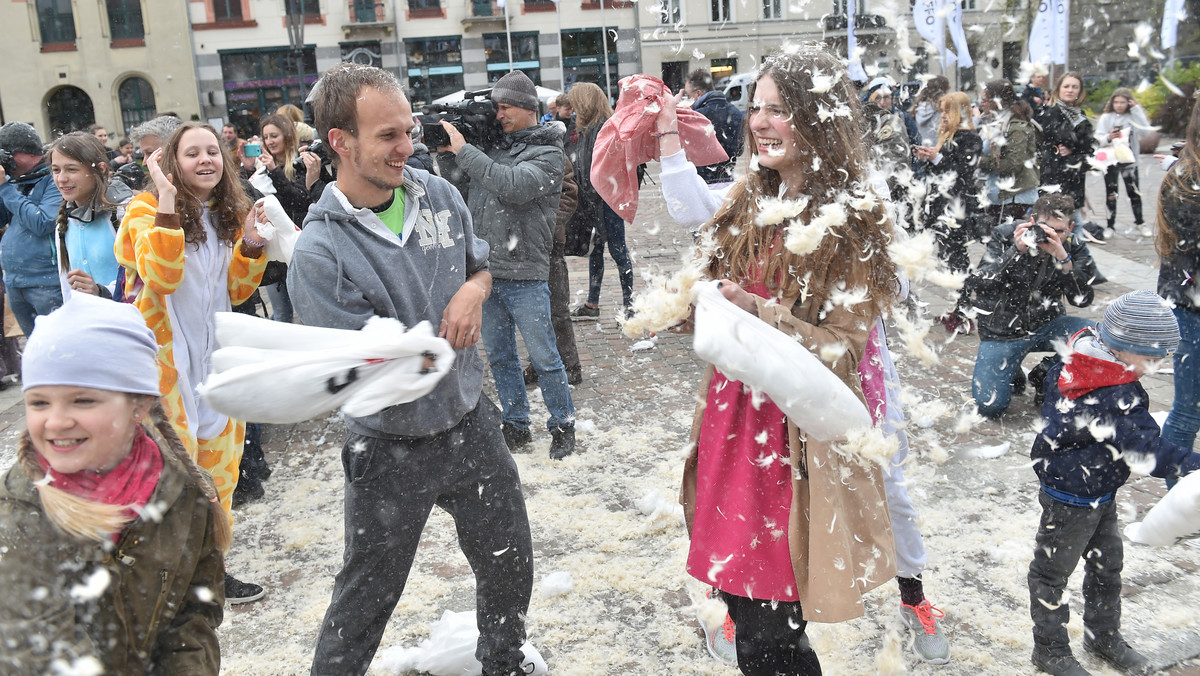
[438,71,577,460]
[0,122,64,336]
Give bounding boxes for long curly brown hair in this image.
[156,121,250,247]
[1157,95,1200,258]
[702,43,898,318]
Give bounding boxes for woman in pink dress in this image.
[663,44,901,674]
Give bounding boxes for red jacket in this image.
[592,74,729,222]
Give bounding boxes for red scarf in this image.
[37,426,164,512]
[1058,350,1139,399]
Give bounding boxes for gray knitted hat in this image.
[1098,290,1181,358]
[0,122,45,156]
[491,71,538,111]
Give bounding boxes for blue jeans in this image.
[481,280,575,431]
[587,204,634,308]
[1163,307,1200,452]
[265,282,294,324]
[973,314,1095,418]
[9,284,64,337]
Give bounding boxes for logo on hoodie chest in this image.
[415,208,454,250]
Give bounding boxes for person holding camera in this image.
[438,70,577,460]
[0,122,64,336]
[962,193,1098,418]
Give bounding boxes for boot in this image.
[549,426,576,460]
[502,423,532,452]
[1032,648,1093,676]
[1084,633,1151,674]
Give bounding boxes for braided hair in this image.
[18,398,232,553]
[48,132,117,274]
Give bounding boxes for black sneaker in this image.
[570,304,599,321]
[231,480,265,509]
[1032,648,1093,676]
[549,426,576,460]
[224,573,266,605]
[1084,633,1150,674]
[502,422,532,452]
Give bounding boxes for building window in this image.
[833,0,863,12]
[214,0,243,21]
[484,32,541,84]
[762,0,781,18]
[107,0,144,40]
[341,41,383,67]
[962,0,976,9]
[406,37,464,106]
[285,0,321,16]
[561,28,619,99]
[710,57,736,82]
[350,0,383,21]
[409,0,440,9]
[658,0,681,24]
[709,0,730,22]
[118,77,156,133]
[220,47,318,136]
[37,0,76,45]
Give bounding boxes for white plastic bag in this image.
[247,162,276,196]
[1124,470,1200,546]
[255,194,301,264]
[376,610,548,676]
[691,279,872,441]
[197,312,455,423]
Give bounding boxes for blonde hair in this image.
[935,91,974,152]
[18,399,232,552]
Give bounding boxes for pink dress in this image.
[686,281,798,602]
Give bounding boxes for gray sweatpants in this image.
[311,395,534,676]
[1027,491,1123,655]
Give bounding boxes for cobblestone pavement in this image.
[2,150,1197,675]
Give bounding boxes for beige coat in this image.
[680,267,897,623]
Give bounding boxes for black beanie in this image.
[491,71,538,111]
[0,122,44,157]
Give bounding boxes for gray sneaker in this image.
[698,591,737,667]
[899,600,950,664]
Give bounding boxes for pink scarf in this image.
[38,426,164,514]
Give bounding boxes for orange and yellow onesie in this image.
[115,193,266,518]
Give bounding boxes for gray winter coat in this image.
[452,122,565,281]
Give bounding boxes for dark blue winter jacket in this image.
[1033,361,1200,504]
[691,90,743,184]
[0,165,62,289]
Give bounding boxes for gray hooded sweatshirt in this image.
[288,168,490,439]
[451,122,565,281]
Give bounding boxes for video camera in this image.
[418,89,504,153]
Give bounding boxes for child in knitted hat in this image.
[0,293,227,675]
[1027,289,1200,676]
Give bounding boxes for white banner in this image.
[847,0,868,81]
[1029,0,1069,64]
[1162,0,1186,49]
[946,0,974,67]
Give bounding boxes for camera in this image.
[243,142,262,158]
[418,90,504,153]
[294,139,331,173]
[0,149,17,177]
[1022,221,1050,249]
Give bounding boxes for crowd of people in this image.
[0,42,1197,676]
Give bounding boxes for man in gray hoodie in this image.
[439,70,576,460]
[287,63,534,676]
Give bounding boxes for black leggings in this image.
[1103,164,1143,227]
[719,591,822,675]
